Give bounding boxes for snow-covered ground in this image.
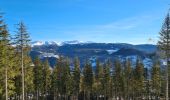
[89,55,153,69]
[39,52,59,59]
[106,49,119,54]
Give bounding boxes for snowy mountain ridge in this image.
[30,42,157,68]
[31,40,95,47]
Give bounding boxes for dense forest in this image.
[0,11,170,100]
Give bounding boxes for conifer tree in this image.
[33,57,43,100]
[134,58,144,99]
[83,61,93,100]
[0,13,18,100]
[157,12,170,100]
[52,56,73,99]
[151,63,161,99]
[14,21,31,100]
[94,59,103,100]
[124,59,132,99]
[24,55,34,100]
[103,60,111,100]
[42,59,51,100]
[73,57,80,99]
[113,58,123,99]
[95,59,100,81]
[51,56,64,100]
[0,13,7,100]
[61,58,72,99]
[0,13,10,100]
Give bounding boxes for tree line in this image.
[0,11,170,100]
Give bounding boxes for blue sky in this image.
[0,0,169,44]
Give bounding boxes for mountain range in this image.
[30,41,157,69]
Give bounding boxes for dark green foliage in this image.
[72,57,80,99]
[83,60,93,100]
[133,58,144,98]
[157,12,170,100]
[151,63,161,97]
[124,59,133,99]
[113,58,124,99]
[33,57,43,97]
[42,59,51,100]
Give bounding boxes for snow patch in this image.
[31,41,44,47]
[39,53,59,59]
[106,49,119,54]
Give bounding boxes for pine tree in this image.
[0,13,17,100]
[33,57,43,100]
[113,58,123,100]
[14,21,31,100]
[52,57,73,99]
[51,56,63,100]
[63,58,73,99]
[0,13,9,100]
[73,57,80,99]
[151,63,161,99]
[103,60,111,100]
[124,59,132,99]
[83,61,93,100]
[51,56,73,99]
[94,59,103,100]
[134,58,144,99]
[95,59,100,81]
[42,59,51,100]
[24,55,34,100]
[157,12,170,100]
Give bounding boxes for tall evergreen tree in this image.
[0,13,17,100]
[83,61,93,100]
[14,21,31,100]
[151,63,161,99]
[157,12,170,100]
[51,56,64,100]
[42,59,51,100]
[124,59,132,99]
[0,12,9,100]
[95,59,100,81]
[73,57,80,99]
[94,59,103,100]
[134,58,144,99]
[0,13,10,100]
[103,60,111,100]
[33,57,43,100]
[113,58,123,100]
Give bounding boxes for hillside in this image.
[30,41,156,68]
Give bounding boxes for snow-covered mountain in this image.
[31,41,61,46]
[31,41,44,46]
[30,41,157,68]
[61,40,83,45]
[31,40,94,47]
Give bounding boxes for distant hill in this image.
[30,41,157,68]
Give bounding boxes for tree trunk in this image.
[87,91,90,100]
[83,91,85,100]
[21,46,25,100]
[166,60,169,100]
[5,66,8,100]
[36,89,39,100]
[53,90,55,100]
